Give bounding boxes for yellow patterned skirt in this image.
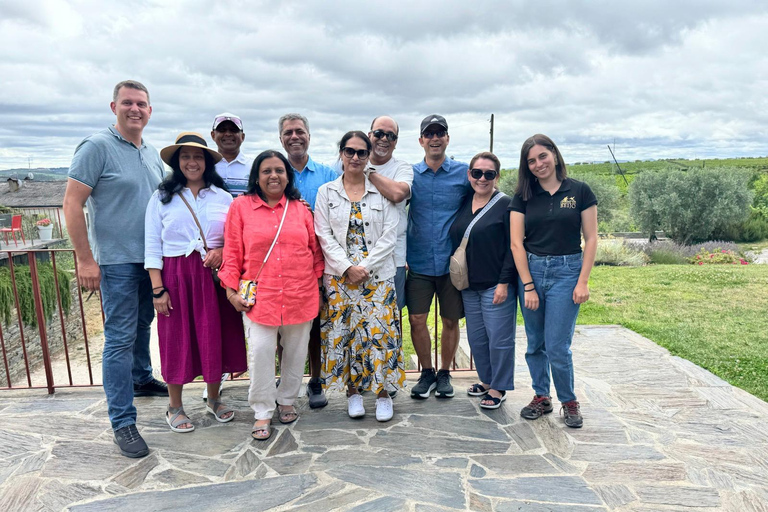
[320,273,405,394]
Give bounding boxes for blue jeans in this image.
[518,253,582,403]
[100,263,155,430]
[462,284,516,391]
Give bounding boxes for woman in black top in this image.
[509,134,597,428]
[449,152,517,409]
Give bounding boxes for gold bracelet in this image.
[227,292,236,300]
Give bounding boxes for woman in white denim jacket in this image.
[314,130,405,422]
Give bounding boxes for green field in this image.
[403,265,768,402]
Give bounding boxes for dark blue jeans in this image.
[462,285,516,391]
[518,253,582,403]
[100,263,155,430]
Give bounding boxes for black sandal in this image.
[479,391,507,410]
[467,383,489,396]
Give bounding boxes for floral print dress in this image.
[321,202,405,394]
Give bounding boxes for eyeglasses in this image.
[342,147,370,159]
[372,129,398,142]
[470,169,499,180]
[422,130,447,139]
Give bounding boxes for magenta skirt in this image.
[158,254,247,384]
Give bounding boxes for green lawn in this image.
[580,265,768,401]
[401,265,768,401]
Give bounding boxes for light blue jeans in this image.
[462,284,516,391]
[518,253,582,403]
[100,263,155,430]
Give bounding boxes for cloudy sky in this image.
[1,0,767,171]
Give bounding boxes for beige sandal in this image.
[251,420,272,441]
[278,405,298,424]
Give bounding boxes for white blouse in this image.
[144,185,233,270]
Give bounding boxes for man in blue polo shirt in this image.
[63,80,167,459]
[278,113,338,408]
[406,114,471,400]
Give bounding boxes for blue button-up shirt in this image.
[407,157,471,276]
[292,155,340,209]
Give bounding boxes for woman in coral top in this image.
[218,150,324,441]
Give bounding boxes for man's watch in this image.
[365,166,376,178]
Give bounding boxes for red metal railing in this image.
[1,248,476,394]
[0,248,99,393]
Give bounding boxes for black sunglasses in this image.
[372,129,398,142]
[470,169,498,180]
[422,130,447,139]
[342,147,370,159]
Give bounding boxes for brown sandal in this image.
[251,420,272,440]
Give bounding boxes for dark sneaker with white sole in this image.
[435,369,454,398]
[410,368,437,399]
[114,424,149,458]
[133,378,168,397]
[307,378,328,409]
[561,400,583,428]
[520,395,554,420]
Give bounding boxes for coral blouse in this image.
[218,194,324,326]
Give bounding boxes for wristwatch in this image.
[365,166,376,178]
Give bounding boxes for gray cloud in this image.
[0,0,766,170]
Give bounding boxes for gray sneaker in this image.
[307,378,328,409]
[410,368,437,399]
[435,369,454,398]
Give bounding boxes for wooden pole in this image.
[489,114,494,152]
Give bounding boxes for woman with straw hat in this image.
[145,132,247,433]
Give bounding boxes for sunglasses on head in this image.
[422,130,447,139]
[470,169,498,180]
[342,147,370,159]
[372,129,398,142]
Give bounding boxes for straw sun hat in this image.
[160,132,223,166]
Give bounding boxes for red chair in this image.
[0,214,26,246]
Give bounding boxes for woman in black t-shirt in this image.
[449,152,517,409]
[509,134,597,428]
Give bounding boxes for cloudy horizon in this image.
[1,0,767,171]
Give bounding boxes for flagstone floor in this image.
[1,325,767,511]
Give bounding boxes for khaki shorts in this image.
[405,271,464,320]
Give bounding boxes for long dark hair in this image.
[158,148,228,204]
[515,134,568,201]
[247,150,302,202]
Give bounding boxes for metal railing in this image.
[0,249,475,394]
[0,249,99,393]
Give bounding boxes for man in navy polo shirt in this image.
[406,114,471,400]
[278,113,338,408]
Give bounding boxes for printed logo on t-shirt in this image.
[560,196,576,209]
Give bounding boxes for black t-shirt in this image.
[449,191,517,290]
[509,178,597,256]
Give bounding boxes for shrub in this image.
[629,167,753,244]
[0,263,72,327]
[639,239,745,264]
[498,171,517,197]
[689,248,749,265]
[570,173,621,228]
[595,238,649,266]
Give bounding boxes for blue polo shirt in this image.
[292,155,340,209]
[407,157,471,276]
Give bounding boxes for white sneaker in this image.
[347,394,365,418]
[375,396,394,422]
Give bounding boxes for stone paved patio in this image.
[1,325,768,511]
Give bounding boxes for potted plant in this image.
[36,218,54,241]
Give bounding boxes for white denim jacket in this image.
[314,175,398,282]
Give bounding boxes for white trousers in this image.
[243,315,311,420]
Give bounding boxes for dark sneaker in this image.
[520,395,554,420]
[561,400,583,428]
[410,368,437,399]
[133,378,169,397]
[307,378,328,409]
[113,424,149,458]
[435,369,454,398]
